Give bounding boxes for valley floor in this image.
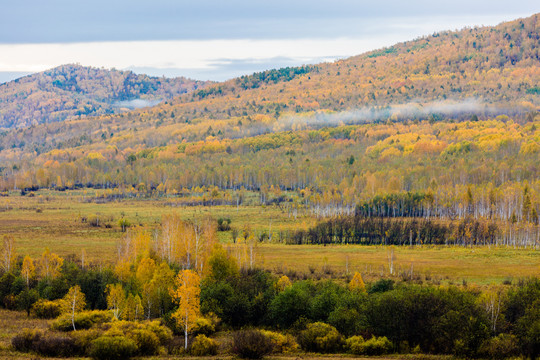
[0,190,538,285]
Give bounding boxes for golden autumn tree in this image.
[170,269,201,350]
[39,248,64,281]
[136,257,157,285]
[123,293,144,321]
[21,256,35,287]
[276,275,292,292]
[146,262,175,318]
[0,235,16,274]
[106,283,126,320]
[62,285,86,330]
[349,272,366,292]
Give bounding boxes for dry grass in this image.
[0,309,51,359]
[0,190,538,284]
[252,243,540,285]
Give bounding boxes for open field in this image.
[0,190,539,285]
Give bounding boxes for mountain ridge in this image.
[0,14,537,160]
[0,64,211,129]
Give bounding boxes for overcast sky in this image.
[0,0,537,83]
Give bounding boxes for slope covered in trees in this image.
[0,64,211,128]
[0,15,538,229]
[0,14,537,154]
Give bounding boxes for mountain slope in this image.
[1,14,537,156]
[0,64,211,128]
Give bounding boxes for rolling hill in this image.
[0,14,538,213]
[0,64,211,129]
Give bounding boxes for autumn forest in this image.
[0,12,538,360]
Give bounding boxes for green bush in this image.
[260,330,299,353]
[354,336,393,355]
[345,335,365,354]
[32,299,63,319]
[231,329,274,359]
[190,334,218,356]
[297,322,343,353]
[479,333,519,360]
[52,310,113,331]
[89,336,137,360]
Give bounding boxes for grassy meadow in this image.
[0,189,538,285]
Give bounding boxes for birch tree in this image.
[62,285,86,330]
[0,235,16,274]
[21,256,35,287]
[170,269,201,350]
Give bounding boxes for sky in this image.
[0,0,537,83]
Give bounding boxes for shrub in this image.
[12,328,42,352]
[12,329,81,357]
[328,307,363,337]
[32,299,63,319]
[190,334,218,356]
[479,333,519,360]
[360,336,393,355]
[368,279,394,293]
[217,218,231,231]
[88,336,137,360]
[231,329,274,359]
[33,334,81,357]
[129,329,160,356]
[69,329,101,354]
[297,322,343,353]
[52,310,113,331]
[144,320,174,345]
[98,320,172,356]
[345,335,365,354]
[87,214,101,227]
[192,316,216,336]
[260,330,299,353]
[118,218,131,232]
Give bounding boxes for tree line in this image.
[1,227,539,358]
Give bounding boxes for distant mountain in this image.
[0,14,538,163]
[0,64,211,129]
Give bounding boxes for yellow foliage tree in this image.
[115,260,132,283]
[39,248,64,281]
[170,269,201,349]
[21,256,35,287]
[62,285,86,330]
[106,283,126,320]
[136,257,156,285]
[349,272,366,292]
[276,275,292,292]
[123,293,144,321]
[0,235,16,274]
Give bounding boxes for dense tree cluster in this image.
[287,215,540,248]
[2,233,539,358]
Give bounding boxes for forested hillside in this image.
[0,64,210,128]
[0,15,538,232]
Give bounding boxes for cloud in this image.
[113,99,163,109]
[272,100,511,132]
[0,39,385,81]
[0,1,536,43]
